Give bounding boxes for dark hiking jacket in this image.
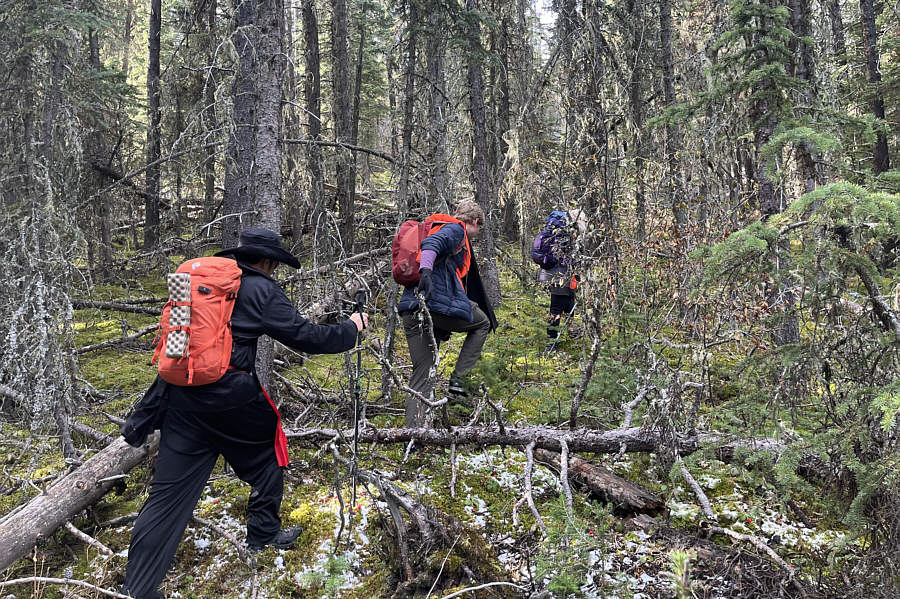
[122,263,357,446]
[396,222,497,331]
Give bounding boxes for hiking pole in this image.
[351,287,366,508]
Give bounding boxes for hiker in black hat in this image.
[121,227,368,599]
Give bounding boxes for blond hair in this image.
[454,199,485,225]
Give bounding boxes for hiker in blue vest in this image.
[532,211,578,350]
[396,200,498,427]
[120,228,368,599]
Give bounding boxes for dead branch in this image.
[71,299,162,316]
[523,442,547,536]
[677,456,716,521]
[77,324,158,354]
[706,525,805,594]
[64,521,114,555]
[191,515,255,565]
[0,576,131,598]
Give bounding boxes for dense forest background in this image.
[0,0,898,597]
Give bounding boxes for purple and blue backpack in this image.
[531,211,569,269]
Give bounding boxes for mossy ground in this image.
[0,258,860,597]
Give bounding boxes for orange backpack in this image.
[391,214,468,285]
[152,257,242,386]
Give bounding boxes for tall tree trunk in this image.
[203,0,218,226]
[825,0,846,64]
[660,0,686,234]
[144,0,161,249]
[253,0,285,391]
[254,0,284,229]
[494,13,515,241]
[788,0,821,192]
[464,0,502,308]
[424,8,450,213]
[351,4,365,148]
[302,0,327,259]
[397,0,417,216]
[628,0,647,242]
[88,29,113,273]
[284,0,302,243]
[223,0,257,249]
[331,0,356,251]
[858,0,890,174]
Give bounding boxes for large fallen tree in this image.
[0,434,159,572]
[1,422,830,575]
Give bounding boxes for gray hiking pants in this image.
[401,302,490,427]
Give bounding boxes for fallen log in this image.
[0,434,159,572]
[287,425,702,455]
[534,448,665,516]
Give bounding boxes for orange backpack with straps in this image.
[391,214,469,285]
[152,257,242,386]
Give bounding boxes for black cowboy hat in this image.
[215,227,301,268]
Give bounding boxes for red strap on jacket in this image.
[261,386,289,467]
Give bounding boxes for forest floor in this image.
[0,262,862,599]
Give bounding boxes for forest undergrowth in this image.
[3,202,899,598]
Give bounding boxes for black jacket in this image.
[123,263,357,445]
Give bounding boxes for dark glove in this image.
[417,268,433,300]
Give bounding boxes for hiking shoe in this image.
[247,526,302,553]
[448,376,468,397]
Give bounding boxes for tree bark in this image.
[144,0,161,249]
[424,9,450,214]
[534,448,665,515]
[203,0,218,226]
[788,0,821,192]
[464,0,502,308]
[331,0,356,250]
[302,0,328,259]
[660,0,685,233]
[223,0,257,249]
[858,0,890,174]
[0,435,159,572]
[397,0,417,216]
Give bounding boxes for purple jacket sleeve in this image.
[420,249,437,271]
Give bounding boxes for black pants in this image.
[124,394,283,599]
[548,292,575,339]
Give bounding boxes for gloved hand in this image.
[417,268,433,300]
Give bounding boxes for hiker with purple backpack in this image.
[531,211,578,351]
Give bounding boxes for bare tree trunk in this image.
[203,0,218,225]
[253,0,285,391]
[464,0,502,308]
[302,0,328,259]
[144,0,161,249]
[223,0,256,249]
[628,0,647,241]
[397,0,417,216]
[788,0,821,192]
[660,0,685,233]
[826,0,846,64]
[859,0,890,174]
[424,9,450,214]
[254,0,283,229]
[331,0,356,251]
